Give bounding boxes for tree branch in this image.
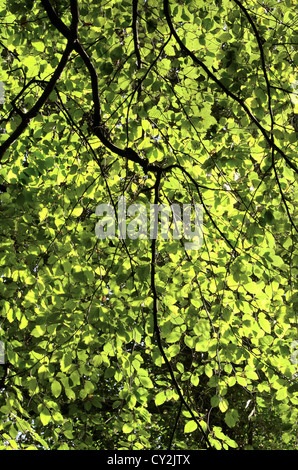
[150,172,212,450]
[163,0,297,174]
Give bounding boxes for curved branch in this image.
[0,0,80,161]
[40,0,70,36]
[150,172,212,450]
[232,0,297,232]
[0,40,75,160]
[163,0,297,174]
[132,0,142,70]
[233,0,274,134]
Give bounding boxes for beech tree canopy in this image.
[0,0,297,450]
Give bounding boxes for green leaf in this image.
[61,352,73,372]
[31,324,46,337]
[19,315,28,329]
[39,207,48,222]
[65,387,76,401]
[1,0,297,451]
[70,370,80,386]
[190,374,200,386]
[166,330,182,343]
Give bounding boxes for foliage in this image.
[0,0,297,450]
